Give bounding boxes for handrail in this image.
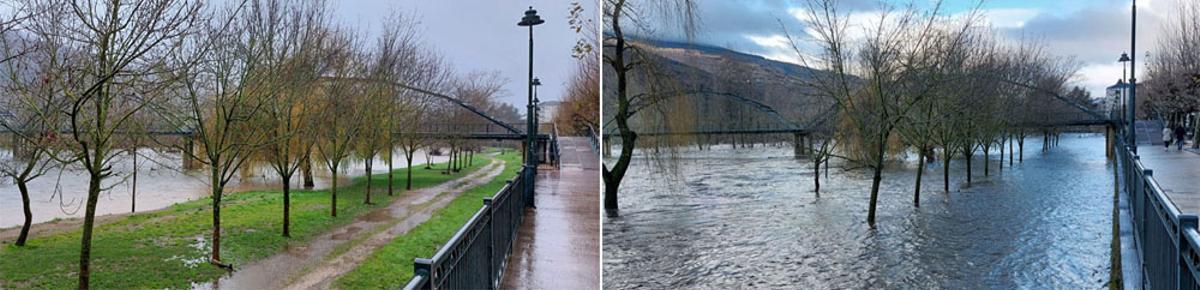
[403,167,530,290]
[1119,138,1200,289]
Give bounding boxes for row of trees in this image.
[602,0,1093,226]
[0,0,512,288]
[1143,0,1200,145]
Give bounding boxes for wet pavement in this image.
[1135,146,1200,214]
[499,137,601,290]
[192,158,505,290]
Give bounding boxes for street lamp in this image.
[1118,53,1130,82]
[519,7,543,208]
[1128,0,1138,153]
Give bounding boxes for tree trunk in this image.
[282,175,291,237]
[943,147,951,192]
[211,183,223,264]
[983,143,990,176]
[331,166,338,217]
[132,150,137,213]
[78,172,102,290]
[813,158,821,197]
[364,155,373,205]
[867,132,887,227]
[964,144,973,184]
[406,153,414,190]
[387,149,394,196]
[16,179,32,246]
[914,147,925,207]
[302,155,314,188]
[1018,137,1024,162]
[1009,137,1014,166]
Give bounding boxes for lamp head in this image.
[518,7,544,26]
[1118,52,1131,62]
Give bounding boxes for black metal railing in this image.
[403,168,528,290]
[1118,139,1200,289]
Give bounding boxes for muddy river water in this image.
[0,148,447,228]
[603,134,1114,289]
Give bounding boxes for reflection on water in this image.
[603,134,1113,289]
[0,148,447,228]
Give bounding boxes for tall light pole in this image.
[533,77,542,164]
[519,7,544,208]
[1128,0,1138,153]
[1119,53,1130,145]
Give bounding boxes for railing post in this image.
[414,258,433,290]
[1180,215,1199,289]
[482,198,495,289]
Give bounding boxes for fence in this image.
[402,167,528,290]
[1119,140,1200,289]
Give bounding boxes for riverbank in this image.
[0,152,498,289]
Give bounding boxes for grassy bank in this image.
[334,151,521,289]
[0,154,496,289]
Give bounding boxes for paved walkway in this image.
[1135,146,1200,214]
[499,137,600,289]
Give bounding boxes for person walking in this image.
[1164,126,1173,151]
[1176,125,1188,150]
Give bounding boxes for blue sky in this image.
[641,0,1175,100]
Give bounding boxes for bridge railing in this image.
[402,167,528,290]
[1119,141,1200,289]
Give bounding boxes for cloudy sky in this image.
[642,0,1180,100]
[330,0,596,107]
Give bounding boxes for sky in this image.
[640,0,1179,100]
[330,0,595,107]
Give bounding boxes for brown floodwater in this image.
[0,147,447,228]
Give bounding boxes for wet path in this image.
[1137,147,1200,214]
[604,134,1115,289]
[499,137,601,289]
[194,158,505,290]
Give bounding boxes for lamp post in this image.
[1128,0,1138,153]
[533,77,542,164]
[1119,53,1131,145]
[519,7,544,208]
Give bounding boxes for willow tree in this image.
[602,0,697,217]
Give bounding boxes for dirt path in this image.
[193,158,505,290]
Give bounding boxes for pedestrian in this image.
[1164,126,1173,151]
[1176,125,1188,150]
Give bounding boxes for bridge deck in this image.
[499,137,600,289]
[1137,146,1200,215]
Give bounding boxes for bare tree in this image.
[315,28,365,217]
[21,0,202,287]
[0,18,63,246]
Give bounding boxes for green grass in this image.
[0,154,498,289]
[334,151,522,289]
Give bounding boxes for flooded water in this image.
[603,134,1114,289]
[0,147,448,228]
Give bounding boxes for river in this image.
[0,147,448,229]
[603,133,1114,289]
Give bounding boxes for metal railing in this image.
[585,124,600,155]
[1118,139,1200,289]
[403,168,529,290]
